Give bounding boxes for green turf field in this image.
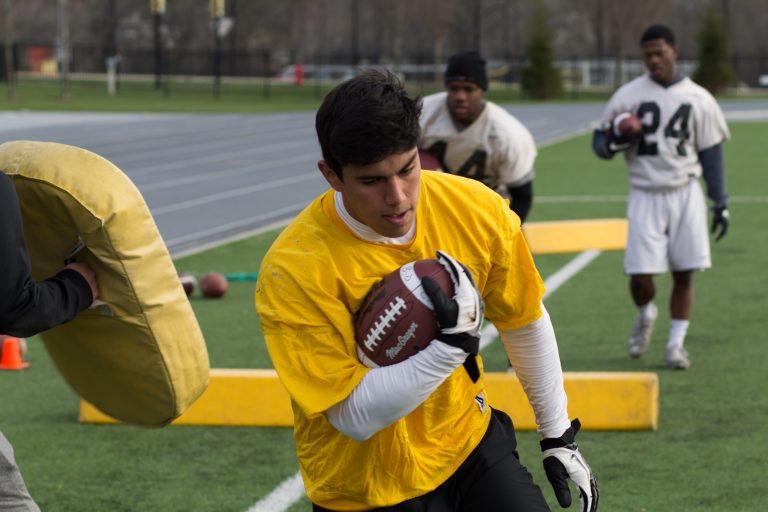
[5,77,763,114]
[0,77,557,113]
[1,122,766,511]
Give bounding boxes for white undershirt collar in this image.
[334,191,415,244]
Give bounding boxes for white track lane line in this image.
[250,249,602,512]
[152,172,320,216]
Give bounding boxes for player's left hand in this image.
[422,251,484,382]
[711,204,729,241]
[429,250,483,336]
[541,419,599,511]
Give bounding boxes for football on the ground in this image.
[616,112,643,137]
[178,272,197,296]
[200,272,228,298]
[354,259,454,368]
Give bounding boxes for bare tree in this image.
[3,0,16,100]
[600,0,666,87]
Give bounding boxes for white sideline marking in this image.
[479,249,602,350]
[245,471,304,512]
[252,249,602,512]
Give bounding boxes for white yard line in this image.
[250,248,603,512]
[245,472,305,512]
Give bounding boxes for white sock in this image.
[666,319,689,351]
[638,302,655,320]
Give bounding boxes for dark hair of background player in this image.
[640,24,676,46]
[315,69,422,179]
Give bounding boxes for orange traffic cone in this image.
[0,336,30,370]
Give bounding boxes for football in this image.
[418,149,443,171]
[200,272,228,298]
[616,112,643,137]
[354,259,454,368]
[178,272,197,296]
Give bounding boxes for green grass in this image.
[2,123,766,511]
[0,78,333,113]
[0,78,557,113]
[2,77,765,114]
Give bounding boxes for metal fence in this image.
[2,43,767,91]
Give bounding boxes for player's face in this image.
[446,81,486,125]
[642,38,678,85]
[318,149,420,238]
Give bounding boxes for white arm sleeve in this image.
[325,341,468,441]
[500,303,571,439]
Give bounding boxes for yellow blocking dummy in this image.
[0,141,209,426]
[80,369,659,431]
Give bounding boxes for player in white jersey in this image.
[592,25,731,370]
[419,51,538,223]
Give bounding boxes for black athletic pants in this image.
[312,408,550,512]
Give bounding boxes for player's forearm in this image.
[499,304,571,439]
[699,143,728,205]
[325,341,467,441]
[0,270,93,337]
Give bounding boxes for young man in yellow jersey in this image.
[256,70,598,512]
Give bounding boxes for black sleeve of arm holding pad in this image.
[0,173,93,337]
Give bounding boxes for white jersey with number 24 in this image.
[600,74,729,190]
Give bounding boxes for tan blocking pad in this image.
[0,141,209,426]
[80,369,658,430]
[523,218,628,254]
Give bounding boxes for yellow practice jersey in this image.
[255,170,544,510]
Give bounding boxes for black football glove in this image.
[711,204,729,242]
[541,419,599,512]
[421,251,484,381]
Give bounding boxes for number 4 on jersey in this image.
[426,141,488,182]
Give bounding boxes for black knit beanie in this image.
[444,51,488,90]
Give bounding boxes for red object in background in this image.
[294,62,304,87]
[27,46,54,74]
[418,149,443,171]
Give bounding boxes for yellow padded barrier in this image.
[523,218,627,254]
[1,141,209,427]
[80,369,658,431]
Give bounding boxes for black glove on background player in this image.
[711,204,729,241]
[541,419,599,512]
[421,251,484,381]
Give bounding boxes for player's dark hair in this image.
[315,69,422,179]
[641,24,676,46]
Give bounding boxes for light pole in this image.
[211,0,226,98]
[57,0,70,100]
[151,0,166,90]
[350,0,358,71]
